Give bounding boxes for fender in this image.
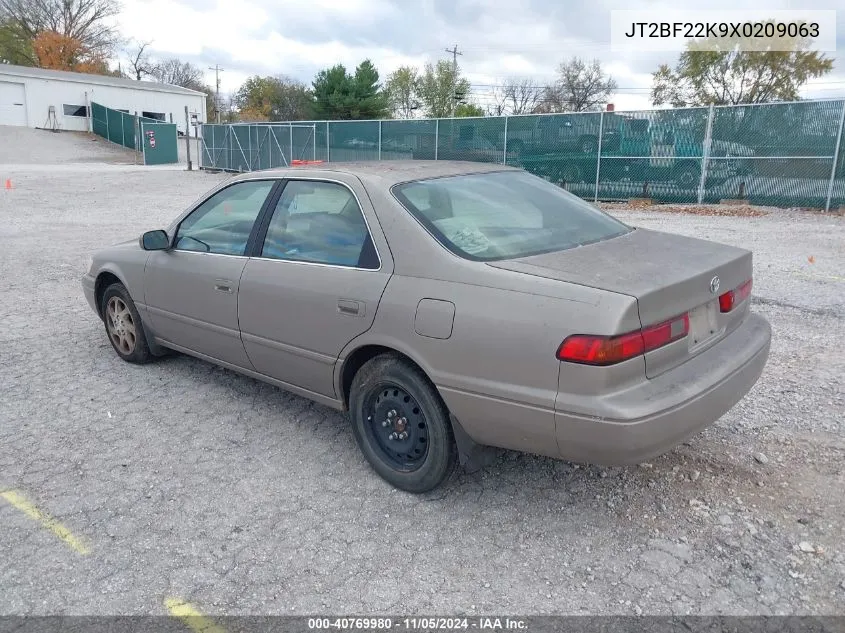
[94,265,168,357]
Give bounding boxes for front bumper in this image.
[554,312,771,465]
[81,273,98,315]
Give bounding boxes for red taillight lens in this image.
[719,279,753,313]
[557,313,689,366]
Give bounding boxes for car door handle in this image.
[214,279,234,293]
[337,299,363,316]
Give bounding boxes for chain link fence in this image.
[199,99,845,210]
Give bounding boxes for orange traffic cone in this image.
[4,179,11,190]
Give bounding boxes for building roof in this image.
[0,63,206,97]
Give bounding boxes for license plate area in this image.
[688,300,721,349]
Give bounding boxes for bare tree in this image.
[0,0,122,59]
[503,78,541,114]
[127,38,154,81]
[538,57,617,113]
[151,58,204,90]
[486,85,508,117]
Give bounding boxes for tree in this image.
[492,78,542,115]
[537,57,616,113]
[311,59,388,120]
[126,39,154,81]
[235,75,313,121]
[0,18,34,64]
[352,59,388,119]
[385,65,419,118]
[651,31,834,106]
[32,30,108,73]
[454,102,484,117]
[417,60,470,118]
[150,58,204,89]
[0,0,121,64]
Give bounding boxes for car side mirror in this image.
[140,230,169,251]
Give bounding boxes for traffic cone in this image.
[4,179,11,190]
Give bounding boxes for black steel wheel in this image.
[362,384,430,471]
[349,354,457,493]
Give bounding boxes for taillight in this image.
[719,279,753,313]
[557,313,689,366]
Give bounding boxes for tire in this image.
[559,162,583,183]
[348,354,457,493]
[100,282,153,364]
[674,163,701,189]
[579,136,598,155]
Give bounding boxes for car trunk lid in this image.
[487,228,753,378]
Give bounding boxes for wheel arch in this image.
[94,268,128,318]
[337,340,435,412]
[93,266,168,357]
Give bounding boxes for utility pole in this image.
[444,44,462,117]
[208,64,224,123]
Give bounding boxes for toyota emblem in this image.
[710,276,720,294]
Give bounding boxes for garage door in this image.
[0,81,27,126]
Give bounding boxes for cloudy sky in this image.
[114,0,845,111]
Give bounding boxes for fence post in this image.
[105,107,110,141]
[825,100,845,212]
[503,116,508,164]
[134,116,141,165]
[289,123,294,163]
[435,119,439,161]
[326,122,330,162]
[313,124,317,162]
[378,120,382,161]
[121,112,126,148]
[184,106,193,171]
[698,103,715,205]
[594,111,604,203]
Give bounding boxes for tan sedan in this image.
[82,161,771,492]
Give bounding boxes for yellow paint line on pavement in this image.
[0,490,89,555]
[165,598,228,633]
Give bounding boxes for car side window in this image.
[260,180,379,269]
[174,180,274,255]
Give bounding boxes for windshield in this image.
[392,170,631,261]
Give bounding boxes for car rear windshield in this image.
[392,170,631,262]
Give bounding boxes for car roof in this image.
[231,160,520,188]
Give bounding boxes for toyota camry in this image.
[82,161,771,493]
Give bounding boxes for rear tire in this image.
[349,354,457,493]
[674,163,701,189]
[100,283,153,364]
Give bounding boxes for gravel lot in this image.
[1,127,843,618]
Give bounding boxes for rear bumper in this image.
[554,312,771,465]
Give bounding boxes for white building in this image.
[0,64,207,134]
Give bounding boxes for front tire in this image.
[100,282,153,364]
[349,354,457,493]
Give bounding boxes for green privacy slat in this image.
[198,99,845,209]
[89,102,178,163]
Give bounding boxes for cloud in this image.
[114,0,845,112]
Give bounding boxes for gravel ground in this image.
[1,129,844,618]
